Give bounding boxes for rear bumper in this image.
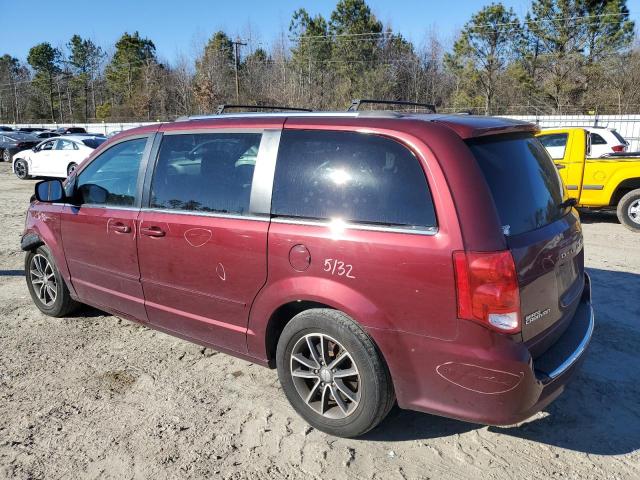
[368,273,594,426]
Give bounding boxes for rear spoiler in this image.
[429,116,539,139]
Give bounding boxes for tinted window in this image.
[56,139,77,150]
[272,130,436,229]
[150,133,261,215]
[590,133,607,145]
[81,138,106,149]
[76,138,146,206]
[467,134,565,236]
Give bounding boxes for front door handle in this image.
[140,226,166,237]
[555,164,566,170]
[110,222,131,234]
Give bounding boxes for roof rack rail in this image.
[215,104,312,114]
[348,99,436,114]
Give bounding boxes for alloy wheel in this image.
[289,333,361,419]
[628,199,640,225]
[30,254,57,306]
[15,161,26,179]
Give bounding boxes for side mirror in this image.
[34,179,64,203]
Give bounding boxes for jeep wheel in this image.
[617,188,640,232]
[276,309,395,438]
[25,246,79,317]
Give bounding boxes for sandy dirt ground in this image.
[0,161,638,480]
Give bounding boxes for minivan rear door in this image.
[467,134,585,356]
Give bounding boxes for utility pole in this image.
[232,38,247,102]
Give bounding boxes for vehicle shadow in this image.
[578,209,619,225]
[364,267,640,456]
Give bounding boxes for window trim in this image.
[73,133,155,209]
[270,128,439,232]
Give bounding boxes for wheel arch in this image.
[263,300,334,368]
[21,232,44,252]
[250,277,393,372]
[610,177,640,206]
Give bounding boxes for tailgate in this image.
[466,133,585,357]
[507,212,584,355]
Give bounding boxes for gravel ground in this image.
[0,161,638,480]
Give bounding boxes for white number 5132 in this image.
[323,259,356,279]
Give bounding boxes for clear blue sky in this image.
[1,0,639,64]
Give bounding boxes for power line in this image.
[290,12,635,41]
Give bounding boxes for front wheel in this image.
[276,309,395,438]
[14,160,30,179]
[25,246,79,317]
[2,149,10,162]
[617,188,640,232]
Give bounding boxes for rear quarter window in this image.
[271,130,436,230]
[467,134,565,236]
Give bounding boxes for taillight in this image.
[453,251,521,334]
[612,145,626,152]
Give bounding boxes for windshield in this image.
[82,138,107,149]
[467,133,566,236]
[611,130,628,145]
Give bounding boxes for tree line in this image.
[0,0,638,123]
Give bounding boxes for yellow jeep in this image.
[537,127,640,231]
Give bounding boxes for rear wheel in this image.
[25,246,79,317]
[14,160,30,180]
[616,188,640,232]
[67,162,78,177]
[2,149,10,162]
[276,309,395,438]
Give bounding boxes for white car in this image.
[12,135,106,180]
[585,127,629,157]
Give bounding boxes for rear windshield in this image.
[611,130,627,145]
[467,134,565,236]
[82,138,106,149]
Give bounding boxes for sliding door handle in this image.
[140,226,166,237]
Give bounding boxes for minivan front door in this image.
[60,136,152,320]
[136,130,276,353]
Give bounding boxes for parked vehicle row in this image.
[537,127,640,231]
[0,126,100,165]
[22,110,594,438]
[0,132,41,162]
[12,135,106,179]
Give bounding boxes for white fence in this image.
[12,114,640,150]
[11,122,156,136]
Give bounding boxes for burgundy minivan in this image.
[22,111,594,437]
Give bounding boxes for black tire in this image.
[14,159,30,179]
[67,162,78,177]
[2,149,10,162]
[276,308,395,438]
[25,245,79,317]
[616,188,640,232]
